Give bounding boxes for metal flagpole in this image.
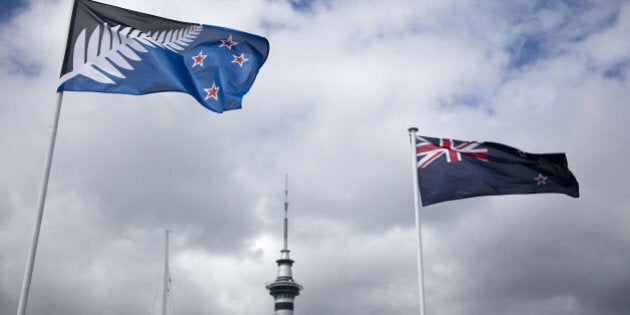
[408,127,426,315]
[16,91,64,315]
[162,229,171,315]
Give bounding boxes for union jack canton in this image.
[416,137,488,169]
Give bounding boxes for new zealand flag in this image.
[415,135,579,206]
[58,0,269,113]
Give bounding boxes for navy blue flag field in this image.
[58,0,269,113]
[414,135,579,206]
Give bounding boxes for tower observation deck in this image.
[266,177,303,315]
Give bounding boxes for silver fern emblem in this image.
[60,23,202,84]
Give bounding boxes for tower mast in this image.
[266,176,303,314]
[283,175,289,251]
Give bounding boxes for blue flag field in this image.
[414,135,580,206]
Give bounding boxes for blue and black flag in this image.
[414,135,579,206]
[58,0,270,113]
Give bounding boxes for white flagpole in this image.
[162,229,171,315]
[16,92,64,315]
[408,127,426,315]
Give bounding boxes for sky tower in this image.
[266,177,303,315]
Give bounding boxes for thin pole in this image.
[283,174,289,251]
[162,229,171,315]
[16,92,64,315]
[408,127,426,315]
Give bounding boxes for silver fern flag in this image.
[58,0,270,113]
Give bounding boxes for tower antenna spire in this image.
[283,174,289,251]
[266,175,303,315]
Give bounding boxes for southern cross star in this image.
[192,51,207,67]
[232,53,248,67]
[204,82,220,101]
[219,34,238,49]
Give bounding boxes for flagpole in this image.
[408,127,426,315]
[162,229,171,315]
[16,91,64,315]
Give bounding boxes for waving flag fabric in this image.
[58,0,270,113]
[415,135,579,206]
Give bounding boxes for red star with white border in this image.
[535,173,548,185]
[192,51,207,68]
[204,82,220,101]
[232,53,248,67]
[219,35,238,50]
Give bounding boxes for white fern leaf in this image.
[166,42,184,51]
[166,30,175,42]
[107,51,133,70]
[67,28,115,84]
[146,26,203,53]
[157,31,167,43]
[60,23,203,85]
[117,44,141,61]
[129,29,143,38]
[88,26,125,79]
[127,39,148,53]
[135,37,157,48]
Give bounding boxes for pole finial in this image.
[408,127,419,133]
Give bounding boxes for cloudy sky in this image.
[2,0,630,314]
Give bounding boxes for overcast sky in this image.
[2,0,630,314]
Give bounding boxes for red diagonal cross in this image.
[416,137,488,169]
